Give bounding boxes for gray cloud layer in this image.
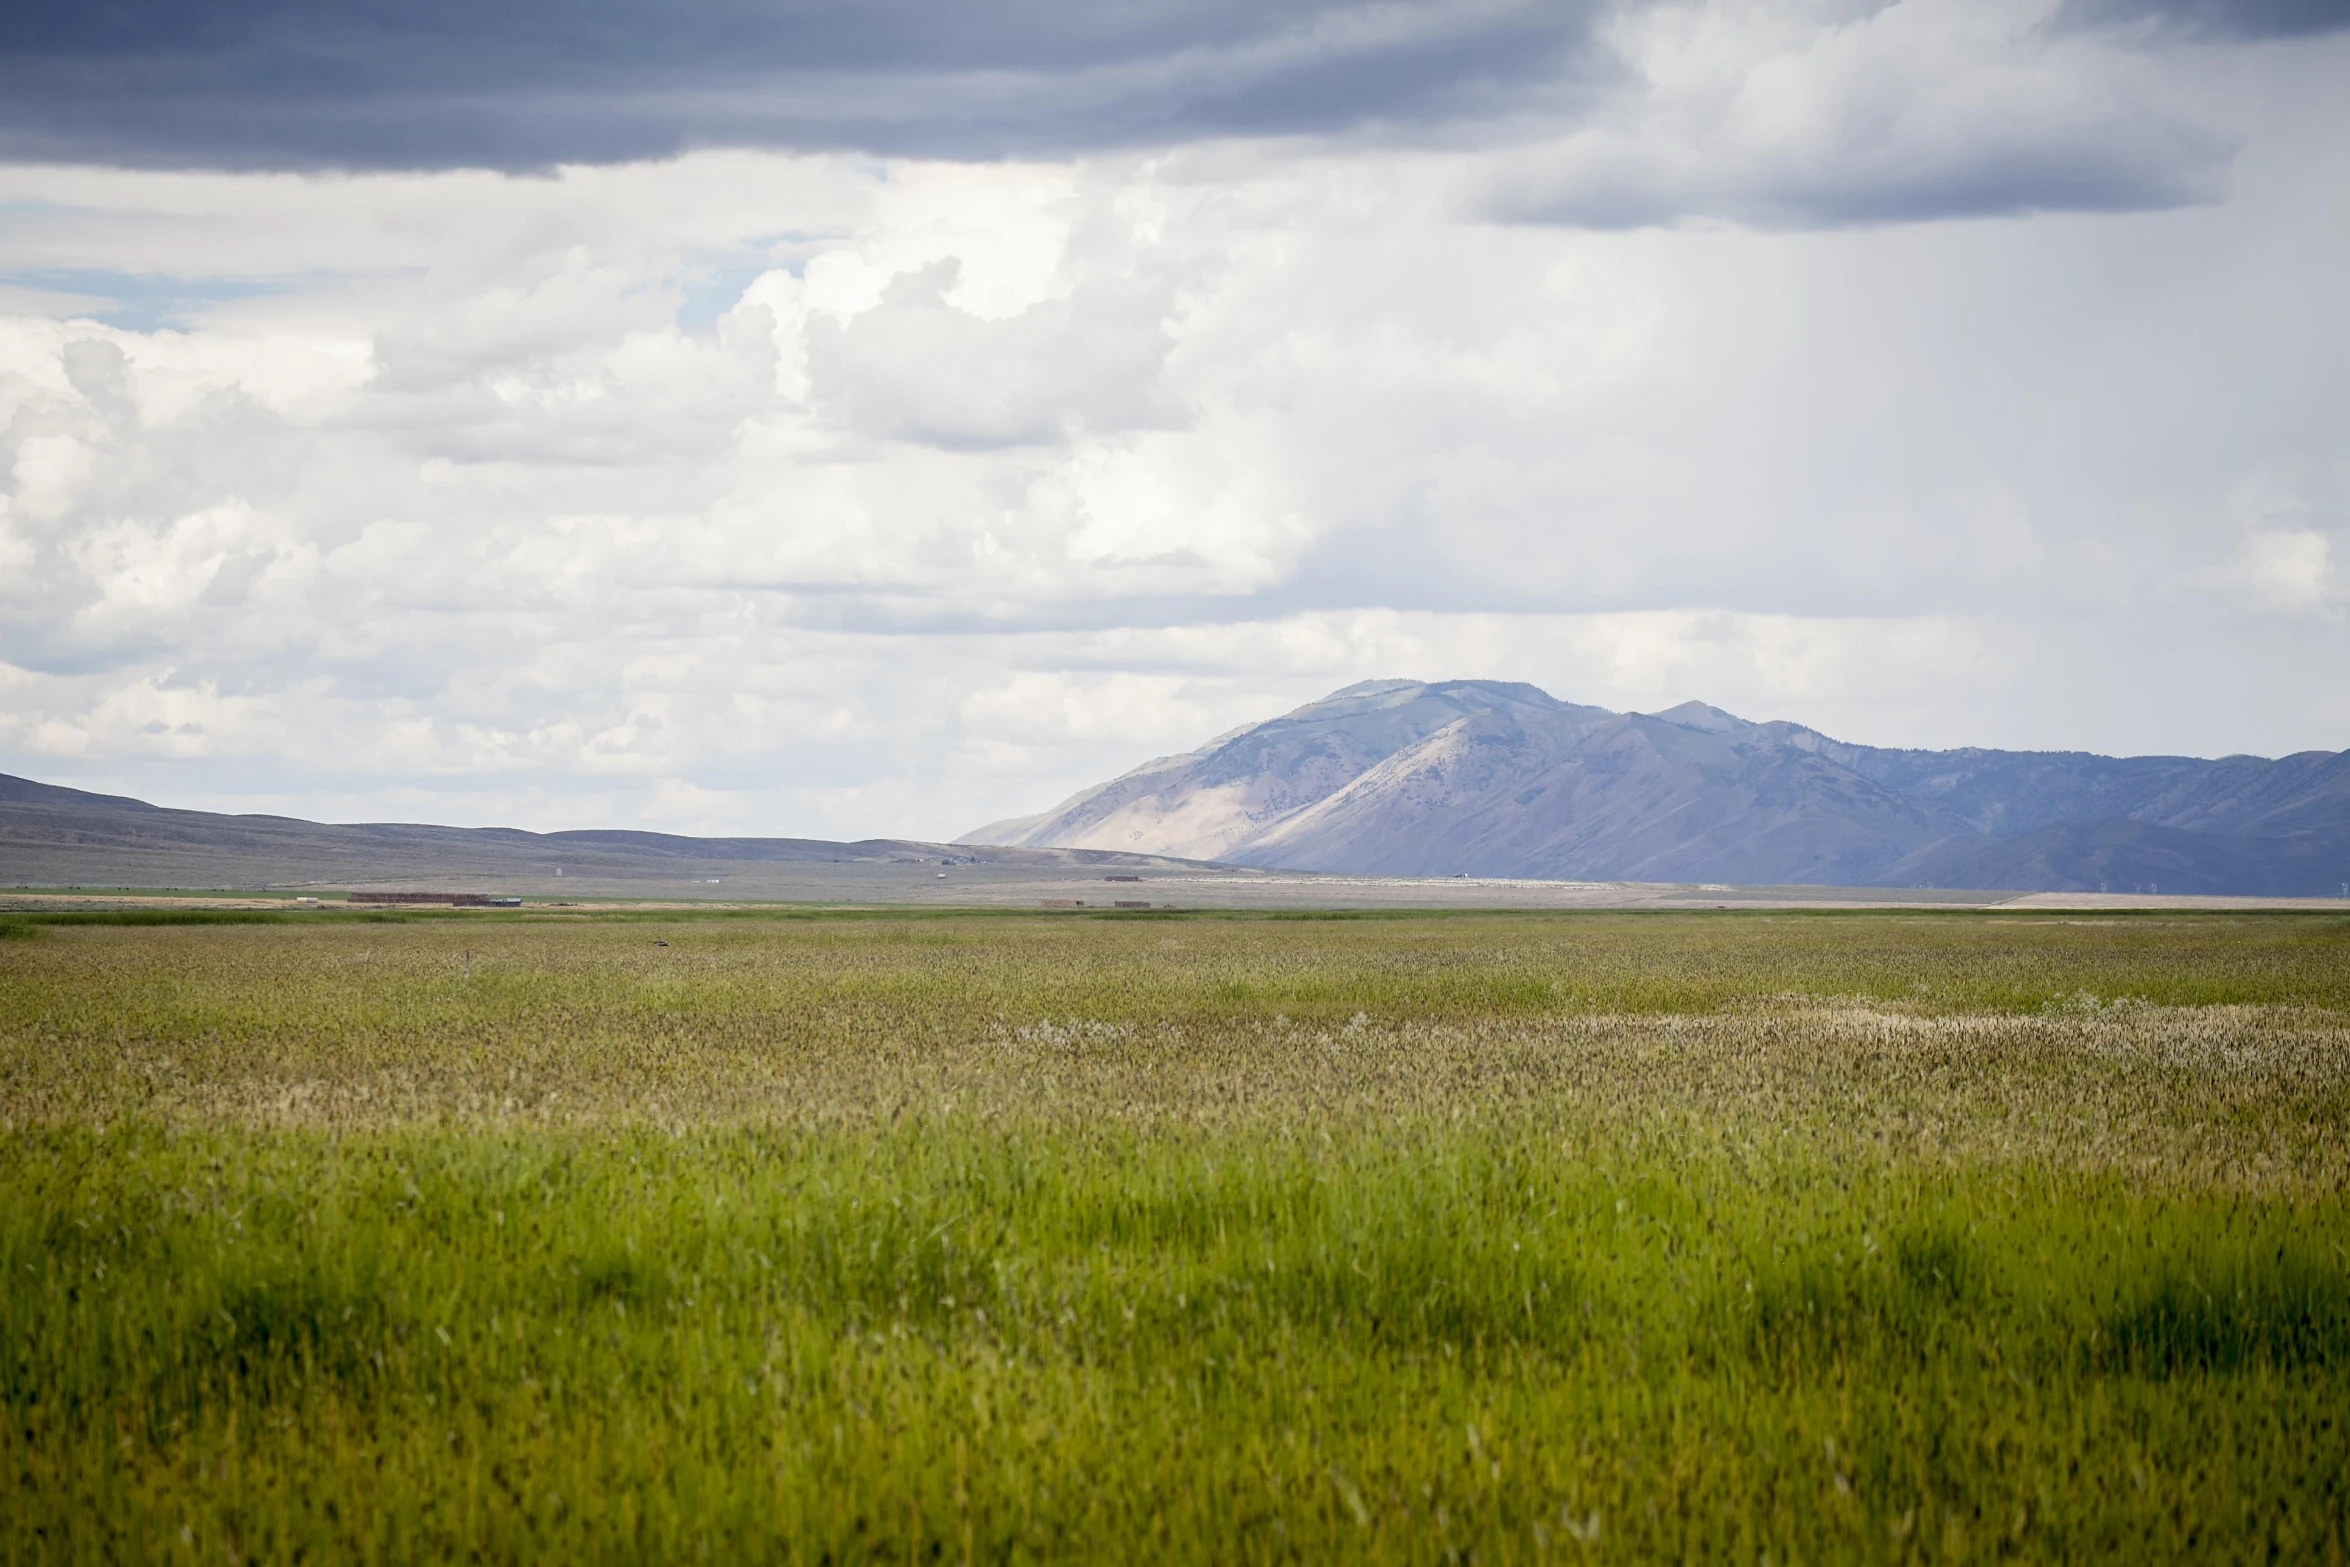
[2059,0,2350,38]
[3,0,2337,227]
[0,0,1603,166]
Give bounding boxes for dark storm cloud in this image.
[0,0,2327,230]
[2059,0,2350,39]
[1487,116,2239,231]
[0,0,1607,170]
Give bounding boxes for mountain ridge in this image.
[959,679,2350,896]
[0,772,1216,893]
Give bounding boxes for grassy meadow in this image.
[2,909,2347,1560]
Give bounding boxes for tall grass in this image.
[2,913,2346,1560]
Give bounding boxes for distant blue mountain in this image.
[0,772,1185,890]
[962,679,2350,895]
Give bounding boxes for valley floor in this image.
[3,909,2346,1560]
[7,876,2350,914]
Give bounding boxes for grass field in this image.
[3,910,2347,1560]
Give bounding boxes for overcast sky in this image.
[1,0,2345,840]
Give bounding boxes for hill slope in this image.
[0,774,1204,894]
[960,680,2350,895]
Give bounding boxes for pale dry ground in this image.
[1996,890,2350,912]
[9,877,2347,913]
[1,864,1986,908]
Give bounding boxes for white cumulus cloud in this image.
[0,12,2344,839]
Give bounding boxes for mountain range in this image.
[960,679,2350,896]
[0,771,1188,897]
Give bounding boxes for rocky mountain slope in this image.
[960,679,2350,894]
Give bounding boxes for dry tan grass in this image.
[3,917,2342,1193]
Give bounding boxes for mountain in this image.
[959,679,2350,895]
[0,773,1203,895]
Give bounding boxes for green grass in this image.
[3,913,2347,1560]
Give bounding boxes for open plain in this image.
[3,906,2346,1560]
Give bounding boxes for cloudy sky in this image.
[1,0,2345,841]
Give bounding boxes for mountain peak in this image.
[1649,700,1752,734]
[1284,677,1568,721]
[960,679,2348,894]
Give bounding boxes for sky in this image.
[0,0,2345,842]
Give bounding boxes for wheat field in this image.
[3,909,2345,1560]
